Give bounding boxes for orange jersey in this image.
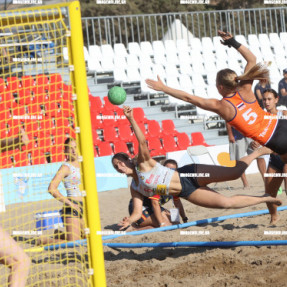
[224,92,278,145]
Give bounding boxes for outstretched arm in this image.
[123,106,151,163]
[218,30,256,73]
[146,76,222,114]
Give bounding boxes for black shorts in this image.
[269,154,285,172]
[62,199,83,218]
[177,164,200,198]
[266,120,287,155]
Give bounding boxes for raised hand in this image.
[146,75,165,91]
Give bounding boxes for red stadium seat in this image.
[50,145,65,163]
[0,78,6,93]
[114,109,129,125]
[113,141,131,157]
[6,119,20,137]
[176,132,191,150]
[13,151,30,167]
[92,131,101,145]
[18,89,33,106]
[90,96,104,113]
[162,119,177,136]
[97,141,114,157]
[147,120,161,138]
[49,91,62,102]
[33,86,49,104]
[49,74,64,92]
[191,132,211,147]
[131,139,139,155]
[30,149,47,165]
[103,126,118,142]
[101,110,117,127]
[37,134,54,153]
[133,107,148,124]
[11,103,26,118]
[44,101,60,118]
[147,137,165,157]
[35,74,49,91]
[6,77,21,94]
[1,91,14,108]
[161,134,178,152]
[0,102,12,121]
[91,111,103,130]
[0,151,14,169]
[60,98,75,118]
[117,124,133,142]
[21,75,35,92]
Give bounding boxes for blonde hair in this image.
[216,63,270,93]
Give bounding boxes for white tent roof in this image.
[163,19,193,42]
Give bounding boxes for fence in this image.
[82,7,287,47]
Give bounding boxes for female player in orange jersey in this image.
[146,31,287,164]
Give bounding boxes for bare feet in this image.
[256,146,272,156]
[270,215,280,225]
[264,195,282,206]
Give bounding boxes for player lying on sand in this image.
[112,106,281,230]
[146,30,287,165]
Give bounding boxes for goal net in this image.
[0,2,105,286]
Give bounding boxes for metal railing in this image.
[82,7,287,48]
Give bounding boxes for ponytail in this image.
[217,62,270,93]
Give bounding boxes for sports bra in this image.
[62,162,82,197]
[131,162,175,197]
[224,92,278,145]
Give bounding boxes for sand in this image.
[100,173,287,287]
[1,172,287,286]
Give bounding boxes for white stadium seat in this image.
[176,39,190,53]
[190,37,202,51]
[248,34,261,49]
[179,61,193,75]
[87,56,103,73]
[139,53,153,68]
[179,74,193,93]
[101,57,114,72]
[165,63,180,77]
[128,42,141,56]
[152,40,166,55]
[114,43,128,58]
[153,53,167,66]
[126,66,141,82]
[152,64,166,80]
[113,67,128,82]
[101,44,114,59]
[114,56,127,69]
[258,33,271,48]
[202,37,215,52]
[126,54,140,67]
[178,50,192,64]
[269,33,282,48]
[140,41,154,56]
[89,45,102,60]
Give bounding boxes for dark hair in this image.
[64,137,75,154]
[112,152,130,162]
[163,159,178,168]
[263,88,278,99]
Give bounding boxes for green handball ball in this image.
[108,86,127,105]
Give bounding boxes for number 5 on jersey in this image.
[243,108,257,125]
